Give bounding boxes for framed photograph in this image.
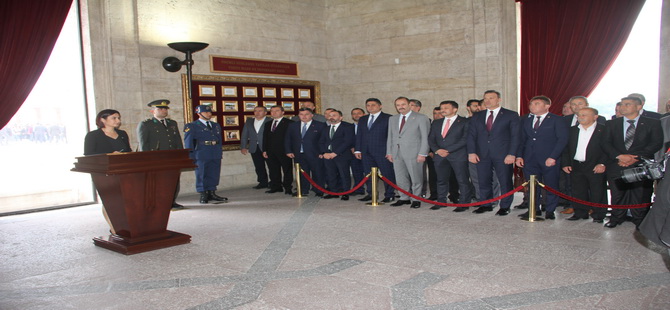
[244,101,258,111]
[199,100,217,111]
[199,85,216,97]
[262,87,277,98]
[281,88,294,98]
[224,130,240,142]
[223,101,238,112]
[221,86,237,97]
[264,101,277,109]
[223,116,239,127]
[243,87,258,97]
[282,101,294,111]
[298,88,311,98]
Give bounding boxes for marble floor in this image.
[1,187,670,310]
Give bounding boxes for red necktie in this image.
[533,116,541,130]
[441,118,451,138]
[486,111,493,132]
[399,115,406,133]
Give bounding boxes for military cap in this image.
[148,99,170,109]
[195,105,213,113]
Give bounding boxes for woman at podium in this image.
[84,109,131,155]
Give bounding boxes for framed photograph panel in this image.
[298,88,311,98]
[244,101,258,111]
[199,100,216,111]
[262,87,277,98]
[282,101,295,111]
[223,101,239,112]
[224,130,240,142]
[223,116,239,127]
[243,87,258,97]
[263,101,277,109]
[221,86,237,97]
[199,85,216,97]
[281,88,294,98]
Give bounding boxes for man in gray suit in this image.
[240,106,272,189]
[386,96,431,208]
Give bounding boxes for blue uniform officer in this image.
[184,105,227,204]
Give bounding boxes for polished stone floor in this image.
[1,187,670,309]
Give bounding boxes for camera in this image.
[620,156,666,183]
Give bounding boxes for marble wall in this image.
[79,0,515,193]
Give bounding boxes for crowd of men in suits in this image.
[239,91,669,230]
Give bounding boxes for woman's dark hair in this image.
[95,109,121,128]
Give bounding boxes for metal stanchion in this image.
[294,163,304,198]
[367,167,383,206]
[522,175,543,222]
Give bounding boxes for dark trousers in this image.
[266,151,293,191]
[251,147,268,186]
[324,157,352,193]
[296,154,324,194]
[426,157,438,198]
[523,157,561,213]
[362,152,395,198]
[351,157,365,194]
[434,156,472,204]
[608,177,653,226]
[195,158,221,192]
[570,161,607,220]
[476,157,514,209]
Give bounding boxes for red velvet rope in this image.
[299,170,369,196]
[542,184,652,209]
[380,175,525,207]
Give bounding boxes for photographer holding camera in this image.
[602,96,663,229]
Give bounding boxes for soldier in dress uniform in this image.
[184,105,227,204]
[137,99,185,210]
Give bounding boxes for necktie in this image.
[486,111,493,132]
[625,120,636,149]
[368,115,375,129]
[399,115,406,133]
[533,116,541,130]
[271,120,277,132]
[160,119,167,127]
[206,121,212,130]
[441,118,451,138]
[329,125,335,151]
[301,123,307,137]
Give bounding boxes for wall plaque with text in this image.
[210,56,299,77]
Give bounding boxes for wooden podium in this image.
[72,149,196,255]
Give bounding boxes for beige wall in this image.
[79,0,517,193]
[659,0,670,112]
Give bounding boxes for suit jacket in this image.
[655,115,670,161]
[563,114,606,127]
[355,112,392,157]
[387,112,430,158]
[642,109,662,120]
[263,117,293,154]
[428,116,469,161]
[319,121,355,160]
[240,116,271,153]
[137,117,183,151]
[602,116,664,176]
[467,108,520,160]
[284,120,327,158]
[561,124,607,169]
[518,113,568,162]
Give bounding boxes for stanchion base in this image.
[366,202,384,206]
[520,217,545,222]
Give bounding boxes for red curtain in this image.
[0,0,73,130]
[518,0,645,115]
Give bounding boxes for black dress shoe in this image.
[430,205,442,210]
[291,192,299,197]
[473,206,493,214]
[514,203,528,209]
[253,184,268,189]
[199,193,209,204]
[382,197,395,203]
[266,188,282,193]
[453,207,468,212]
[323,194,338,199]
[604,221,618,228]
[567,215,588,221]
[358,195,372,201]
[285,189,293,195]
[495,208,510,216]
[171,203,185,210]
[545,211,555,220]
[410,201,421,208]
[208,191,228,201]
[518,210,543,217]
[390,200,411,207]
[341,195,349,201]
[593,219,604,223]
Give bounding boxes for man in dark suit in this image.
[516,95,568,220]
[320,109,355,200]
[262,106,294,195]
[561,107,608,222]
[240,106,272,189]
[467,90,520,215]
[428,101,472,212]
[629,93,662,120]
[602,96,664,229]
[285,107,327,196]
[355,98,396,203]
[349,108,366,196]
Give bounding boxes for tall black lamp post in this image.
[161,42,209,99]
